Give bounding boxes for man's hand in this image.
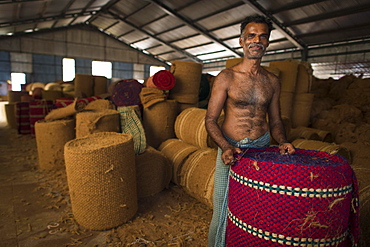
[279,143,295,155]
[221,147,242,165]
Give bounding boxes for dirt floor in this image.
[0,126,212,247]
[1,122,369,246]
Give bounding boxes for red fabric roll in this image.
[54,96,102,108]
[29,100,54,135]
[111,79,144,107]
[55,98,75,108]
[16,102,30,135]
[78,96,101,105]
[152,70,176,90]
[227,147,359,247]
[145,76,156,88]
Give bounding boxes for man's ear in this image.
[239,36,243,46]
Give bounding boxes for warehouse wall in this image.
[0,52,11,82]
[33,54,63,82]
[0,24,166,84]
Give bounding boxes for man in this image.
[205,14,295,247]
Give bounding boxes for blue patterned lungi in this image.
[208,132,270,247]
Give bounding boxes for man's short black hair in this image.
[240,14,273,36]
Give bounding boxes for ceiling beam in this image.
[84,24,169,65]
[107,10,202,63]
[0,0,45,4]
[285,4,370,26]
[242,0,306,50]
[85,0,121,24]
[193,1,245,22]
[52,0,76,28]
[297,23,370,40]
[270,0,327,14]
[0,11,95,27]
[68,0,96,26]
[147,0,243,58]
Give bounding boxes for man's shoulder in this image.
[218,67,238,78]
[260,67,280,83]
[214,68,234,81]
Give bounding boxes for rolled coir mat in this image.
[169,60,202,105]
[269,60,299,93]
[291,93,314,128]
[35,119,75,170]
[288,126,333,143]
[75,109,121,138]
[146,70,176,90]
[143,99,177,149]
[177,102,199,113]
[287,126,321,142]
[41,90,64,101]
[111,79,144,107]
[139,87,167,109]
[227,147,359,246]
[74,74,94,98]
[45,99,83,121]
[279,91,294,120]
[295,62,313,94]
[292,139,351,163]
[179,148,217,208]
[84,99,114,111]
[158,138,199,185]
[64,132,137,230]
[117,105,146,155]
[135,146,172,198]
[8,91,29,103]
[5,103,17,129]
[93,76,108,96]
[225,58,242,69]
[175,107,223,149]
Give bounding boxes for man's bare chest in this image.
[228,81,272,107]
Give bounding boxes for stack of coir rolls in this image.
[169,60,202,113]
[269,59,314,129]
[159,107,224,208]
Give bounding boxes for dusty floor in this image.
[0,126,212,247]
[1,122,369,247]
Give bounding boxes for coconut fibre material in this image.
[226,147,359,247]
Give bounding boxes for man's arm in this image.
[205,71,241,164]
[268,76,295,154]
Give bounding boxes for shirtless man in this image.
[205,15,295,246]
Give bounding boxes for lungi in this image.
[208,132,270,247]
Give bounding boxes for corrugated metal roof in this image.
[0,0,369,78]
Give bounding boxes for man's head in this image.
[240,15,273,38]
[239,15,272,59]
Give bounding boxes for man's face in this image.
[239,22,270,59]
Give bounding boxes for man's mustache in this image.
[248,43,265,49]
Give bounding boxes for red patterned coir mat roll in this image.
[227,147,359,247]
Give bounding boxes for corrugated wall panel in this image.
[112,61,133,79]
[0,25,166,66]
[0,51,11,81]
[21,37,66,56]
[75,58,93,74]
[10,53,32,73]
[32,54,63,83]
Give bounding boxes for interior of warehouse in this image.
[0,0,369,246]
